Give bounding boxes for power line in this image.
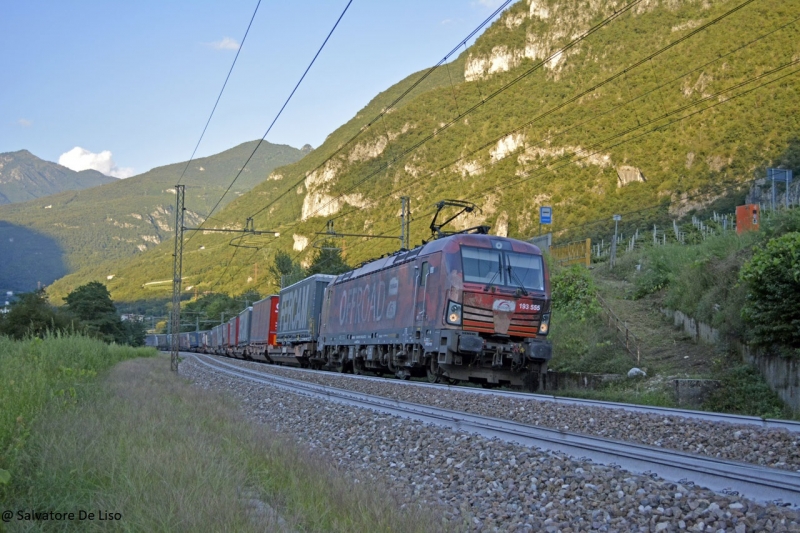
[487,58,800,199]
[317,0,761,220]
[247,0,644,223]
[245,0,514,221]
[204,2,515,290]
[307,54,800,263]
[295,0,785,245]
[202,0,796,290]
[188,0,354,245]
[177,0,263,187]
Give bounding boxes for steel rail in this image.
[187,353,800,506]
[212,354,800,432]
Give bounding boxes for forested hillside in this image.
[0,150,115,205]
[0,141,307,292]
[48,0,800,302]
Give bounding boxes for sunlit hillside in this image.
[49,0,800,303]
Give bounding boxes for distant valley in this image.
[0,141,308,294]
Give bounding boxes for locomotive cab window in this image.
[461,246,544,291]
[420,261,429,286]
[461,247,502,285]
[506,252,544,291]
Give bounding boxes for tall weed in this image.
[549,264,631,374]
[0,334,154,482]
[8,356,438,532]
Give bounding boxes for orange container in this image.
[736,204,760,234]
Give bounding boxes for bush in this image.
[550,264,599,320]
[703,364,787,418]
[0,334,154,486]
[740,231,800,349]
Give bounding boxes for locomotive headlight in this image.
[446,301,462,325]
[538,313,550,336]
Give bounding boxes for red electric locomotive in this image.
[317,232,551,390]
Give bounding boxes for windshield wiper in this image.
[507,266,529,296]
[483,268,501,291]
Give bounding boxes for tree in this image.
[0,290,72,340]
[306,241,350,276]
[118,318,147,346]
[740,232,800,349]
[64,282,123,343]
[268,250,305,289]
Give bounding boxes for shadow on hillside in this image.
[0,221,68,293]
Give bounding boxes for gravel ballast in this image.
[181,356,800,532]
[219,357,800,472]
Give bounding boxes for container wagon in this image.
[249,295,279,362]
[275,274,336,366]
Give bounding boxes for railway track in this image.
[204,351,800,432]
[187,352,800,506]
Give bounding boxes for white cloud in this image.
[58,147,134,179]
[210,37,240,50]
[18,118,32,127]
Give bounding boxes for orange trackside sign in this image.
[736,204,760,234]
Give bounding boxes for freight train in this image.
[147,231,552,390]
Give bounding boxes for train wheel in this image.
[353,359,364,375]
[426,358,441,384]
[336,359,348,373]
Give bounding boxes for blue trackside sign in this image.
[540,206,552,225]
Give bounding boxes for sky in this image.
[1,0,511,178]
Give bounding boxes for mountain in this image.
[0,150,116,205]
[0,140,307,292]
[48,0,800,303]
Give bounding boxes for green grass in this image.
[703,362,790,419]
[555,384,677,408]
[3,355,442,532]
[548,312,634,375]
[0,334,154,484]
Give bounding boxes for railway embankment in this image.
[582,207,800,418]
[182,354,800,531]
[587,263,790,418]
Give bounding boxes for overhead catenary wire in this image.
[246,0,643,223]
[188,0,354,246]
[245,0,515,222]
[177,0,263,187]
[306,0,764,226]
[302,45,800,264]
[205,1,516,290]
[208,0,796,290]
[289,0,788,249]
[201,1,354,291]
[486,58,800,198]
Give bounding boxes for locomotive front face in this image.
[450,240,550,340]
[434,235,552,386]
